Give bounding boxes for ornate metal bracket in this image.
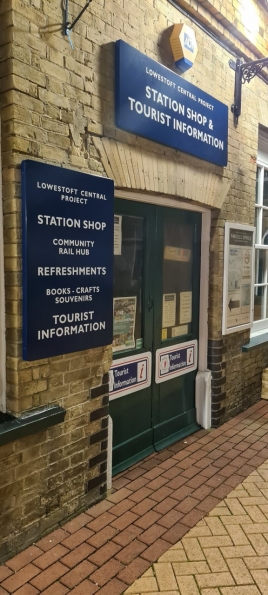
[64,0,92,47]
[229,56,268,127]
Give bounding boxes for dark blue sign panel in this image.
[22,160,114,360]
[115,40,228,167]
[155,340,197,383]
[109,352,152,400]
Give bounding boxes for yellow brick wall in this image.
[0,0,267,560]
[262,368,268,399]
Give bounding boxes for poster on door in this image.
[155,340,197,383]
[109,352,152,400]
[162,293,176,327]
[222,223,255,335]
[114,214,122,255]
[164,246,191,262]
[180,291,192,324]
[113,296,136,351]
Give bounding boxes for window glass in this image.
[113,214,144,352]
[264,169,268,207]
[255,206,262,244]
[253,156,268,331]
[256,166,261,205]
[161,219,193,340]
[255,249,266,284]
[254,285,265,321]
[262,209,268,243]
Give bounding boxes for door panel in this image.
[153,375,197,450]
[152,208,201,450]
[111,389,153,470]
[161,217,195,339]
[110,200,201,474]
[110,200,155,473]
[113,214,144,350]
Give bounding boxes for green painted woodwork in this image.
[110,199,201,473]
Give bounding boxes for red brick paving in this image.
[0,569,12,583]
[2,400,268,593]
[71,579,98,595]
[61,543,95,569]
[34,546,69,571]
[141,538,171,562]
[39,584,69,595]
[30,562,68,592]
[5,547,43,573]
[115,539,147,564]
[60,561,97,589]
[13,587,39,595]
[1,563,40,593]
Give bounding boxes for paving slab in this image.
[1,400,268,594]
[126,461,268,594]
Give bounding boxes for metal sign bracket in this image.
[229,56,268,127]
[63,0,92,48]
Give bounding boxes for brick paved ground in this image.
[126,462,268,595]
[1,400,268,595]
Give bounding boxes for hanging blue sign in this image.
[115,40,228,167]
[22,160,114,360]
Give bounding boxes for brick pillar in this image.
[208,339,227,427]
[87,373,110,498]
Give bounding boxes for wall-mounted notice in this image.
[162,293,176,327]
[114,214,122,255]
[222,222,255,335]
[155,340,197,384]
[162,328,167,340]
[180,291,192,324]
[115,40,228,167]
[164,246,191,262]
[21,160,114,360]
[109,351,152,400]
[113,296,136,351]
[172,325,188,337]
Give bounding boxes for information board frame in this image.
[222,222,255,335]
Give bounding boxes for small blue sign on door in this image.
[115,40,228,167]
[155,340,197,383]
[109,352,152,400]
[22,160,114,360]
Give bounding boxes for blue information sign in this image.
[22,160,114,360]
[155,340,197,383]
[115,40,228,167]
[109,352,152,400]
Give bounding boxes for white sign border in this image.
[222,222,255,335]
[155,340,198,384]
[109,351,152,401]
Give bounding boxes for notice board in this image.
[22,160,114,360]
[222,222,255,335]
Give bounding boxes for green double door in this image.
[110,199,201,474]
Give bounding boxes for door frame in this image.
[115,189,212,429]
[0,119,6,414]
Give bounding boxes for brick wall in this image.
[0,0,268,560]
[0,0,114,561]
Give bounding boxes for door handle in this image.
[147,294,154,311]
